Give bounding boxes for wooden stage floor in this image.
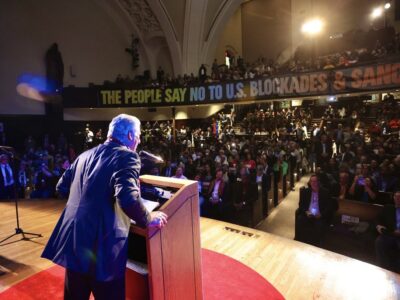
[0,199,399,299]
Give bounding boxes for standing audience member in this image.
[205,168,228,220]
[95,129,104,146]
[231,166,257,226]
[256,164,271,216]
[84,126,94,150]
[17,161,29,199]
[0,154,15,199]
[30,163,55,199]
[194,173,205,216]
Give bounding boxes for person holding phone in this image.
[349,175,377,203]
[295,174,334,246]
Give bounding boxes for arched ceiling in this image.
[117,0,162,34]
[98,0,244,75]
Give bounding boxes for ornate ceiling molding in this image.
[117,0,162,33]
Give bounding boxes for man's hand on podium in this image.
[149,211,168,229]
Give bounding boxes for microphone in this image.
[139,150,164,164]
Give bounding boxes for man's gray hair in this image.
[107,114,140,145]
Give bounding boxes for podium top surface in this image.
[140,175,197,189]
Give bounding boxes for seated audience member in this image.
[295,175,334,246]
[349,175,377,203]
[171,166,187,180]
[30,163,55,199]
[161,159,175,177]
[374,165,398,193]
[0,154,15,199]
[194,173,205,216]
[201,164,213,192]
[184,156,196,179]
[335,171,352,201]
[375,191,400,273]
[149,166,160,176]
[205,168,229,220]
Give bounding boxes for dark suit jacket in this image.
[0,163,14,188]
[207,179,228,202]
[314,141,333,162]
[231,178,257,206]
[377,205,398,233]
[298,186,334,222]
[261,165,272,193]
[42,141,151,281]
[0,163,15,198]
[161,165,175,177]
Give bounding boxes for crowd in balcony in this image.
[107,27,400,90]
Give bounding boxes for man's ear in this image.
[128,130,133,141]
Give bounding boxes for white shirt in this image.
[85,130,94,143]
[212,180,221,200]
[308,191,320,215]
[172,174,187,180]
[1,164,14,186]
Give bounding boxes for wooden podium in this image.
[127,175,203,300]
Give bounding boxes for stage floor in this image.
[0,199,399,299]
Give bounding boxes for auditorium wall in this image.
[291,0,399,56]
[215,7,243,66]
[63,104,224,121]
[241,0,292,64]
[0,0,148,115]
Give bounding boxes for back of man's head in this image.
[107,114,140,146]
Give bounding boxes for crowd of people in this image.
[107,27,400,90]
[1,101,399,207]
[0,98,399,271]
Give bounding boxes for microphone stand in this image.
[0,146,42,245]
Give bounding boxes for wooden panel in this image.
[0,200,66,292]
[190,195,203,300]
[161,200,197,300]
[337,200,383,222]
[133,176,198,239]
[278,178,284,203]
[132,176,202,300]
[201,217,400,300]
[1,200,399,300]
[140,175,192,190]
[159,182,197,219]
[147,231,164,300]
[252,185,264,226]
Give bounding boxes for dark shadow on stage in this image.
[0,255,34,276]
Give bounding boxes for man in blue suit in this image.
[42,114,167,300]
